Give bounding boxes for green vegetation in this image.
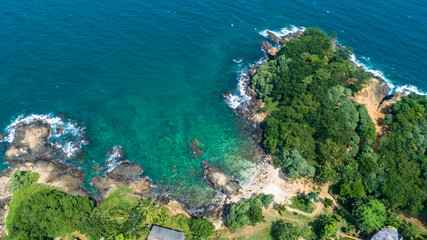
[227,194,274,230]
[251,27,426,238]
[353,198,386,232]
[277,148,315,179]
[316,215,338,240]
[378,94,426,217]
[5,172,214,240]
[289,195,314,213]
[270,220,300,240]
[5,184,94,239]
[9,170,39,193]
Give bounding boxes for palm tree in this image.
[135,198,167,227]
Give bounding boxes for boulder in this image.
[5,120,52,164]
[107,161,143,183]
[371,77,391,105]
[203,166,242,196]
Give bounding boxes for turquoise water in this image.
[0,0,426,206]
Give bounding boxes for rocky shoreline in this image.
[0,29,413,237]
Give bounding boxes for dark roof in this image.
[371,228,399,240]
[147,226,185,240]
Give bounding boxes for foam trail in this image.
[259,25,306,38]
[394,85,427,96]
[105,146,125,173]
[2,113,88,159]
[350,54,426,96]
[225,57,267,109]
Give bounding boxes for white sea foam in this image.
[394,85,427,96]
[350,54,395,91]
[2,113,88,159]
[225,57,267,109]
[232,57,243,63]
[350,54,426,96]
[259,25,306,38]
[105,146,125,173]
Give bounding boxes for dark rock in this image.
[0,134,4,142]
[107,161,143,183]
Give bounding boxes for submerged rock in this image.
[4,120,52,164]
[188,139,205,159]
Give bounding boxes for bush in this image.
[274,203,287,216]
[189,218,215,240]
[10,170,39,193]
[324,198,333,208]
[226,194,273,229]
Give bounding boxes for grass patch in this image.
[213,208,317,240]
[289,196,314,214]
[98,186,139,212]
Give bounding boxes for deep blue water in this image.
[0,0,425,206]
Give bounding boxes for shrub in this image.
[10,170,39,193]
[189,218,215,240]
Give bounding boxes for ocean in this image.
[0,0,425,207]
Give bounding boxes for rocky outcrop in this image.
[4,120,52,165]
[0,160,89,197]
[91,161,151,199]
[260,41,273,54]
[259,41,279,58]
[371,77,391,105]
[203,165,242,196]
[107,161,143,182]
[266,31,281,45]
[279,30,304,46]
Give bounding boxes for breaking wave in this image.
[2,113,88,159]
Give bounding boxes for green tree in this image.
[189,218,215,240]
[6,184,94,239]
[353,198,386,232]
[270,220,300,240]
[317,215,337,239]
[279,148,315,179]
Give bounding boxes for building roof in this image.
[371,228,399,240]
[147,226,185,240]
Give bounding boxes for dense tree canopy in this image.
[353,198,387,232]
[6,184,94,239]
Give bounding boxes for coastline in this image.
[0,27,424,238]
